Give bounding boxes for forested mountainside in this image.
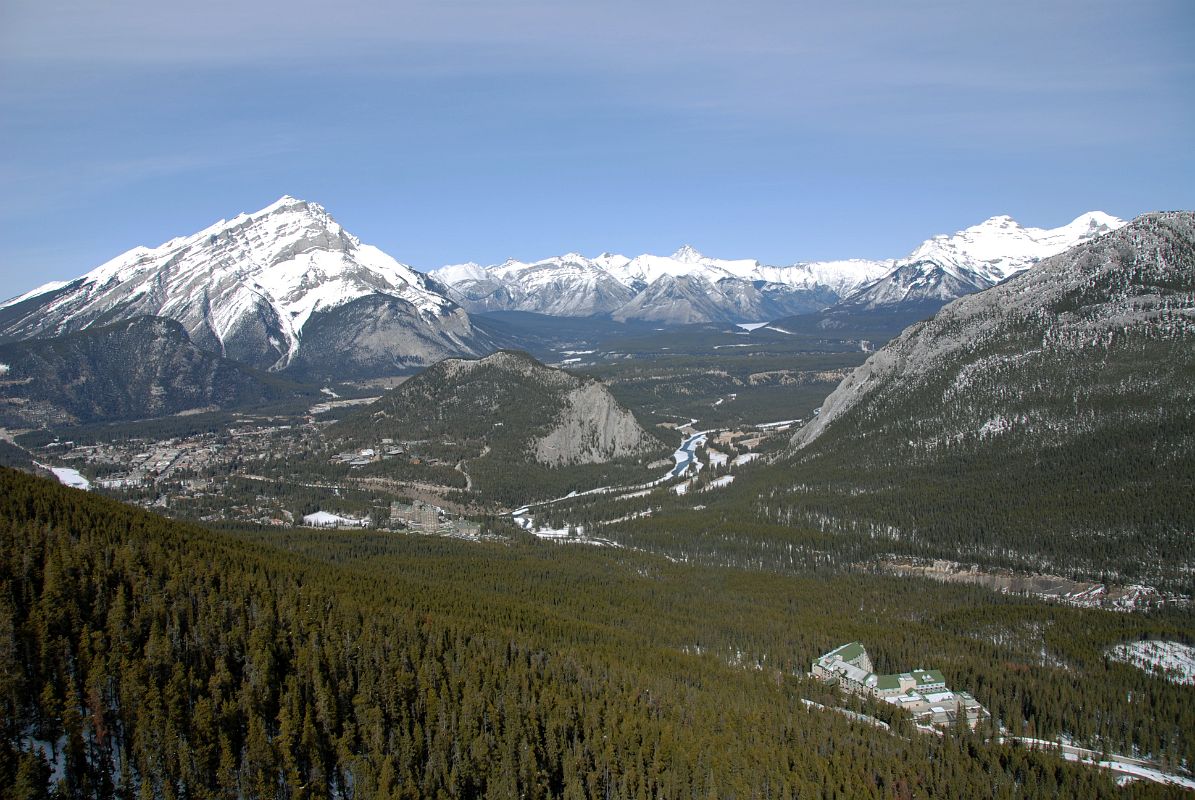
[0,316,314,427]
[771,211,1195,588]
[332,350,668,505]
[3,467,1193,798]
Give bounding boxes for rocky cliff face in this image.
[534,382,661,466]
[0,316,313,426]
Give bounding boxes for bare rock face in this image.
[535,382,660,466]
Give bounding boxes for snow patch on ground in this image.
[755,419,800,430]
[707,448,728,466]
[302,511,368,528]
[0,362,9,376]
[705,475,735,490]
[1106,640,1195,685]
[513,515,621,547]
[978,415,1014,437]
[1060,753,1195,790]
[733,452,761,466]
[736,322,769,331]
[310,396,379,415]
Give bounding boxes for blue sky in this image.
[1,0,1192,299]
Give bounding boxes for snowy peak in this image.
[844,210,1128,310]
[0,197,484,375]
[671,244,705,263]
[904,210,1126,282]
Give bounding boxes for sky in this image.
[0,0,1192,299]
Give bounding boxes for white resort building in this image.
[811,642,989,729]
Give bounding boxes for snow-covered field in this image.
[48,466,90,490]
[1106,640,1195,685]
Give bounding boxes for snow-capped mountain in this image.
[433,246,885,324]
[432,212,1126,325]
[437,253,638,316]
[0,197,493,377]
[841,211,1125,311]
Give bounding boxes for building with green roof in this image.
[810,643,989,729]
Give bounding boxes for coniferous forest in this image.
[2,467,1193,798]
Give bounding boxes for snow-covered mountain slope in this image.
[842,211,1125,311]
[0,197,492,377]
[433,246,886,324]
[438,253,638,316]
[432,212,1124,325]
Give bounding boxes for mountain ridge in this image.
[432,211,1126,324]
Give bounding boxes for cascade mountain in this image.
[0,316,314,427]
[0,197,493,379]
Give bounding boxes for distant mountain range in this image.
[433,212,1125,324]
[0,197,492,379]
[0,198,1126,388]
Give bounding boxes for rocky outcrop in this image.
[535,382,661,465]
[335,349,663,467]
